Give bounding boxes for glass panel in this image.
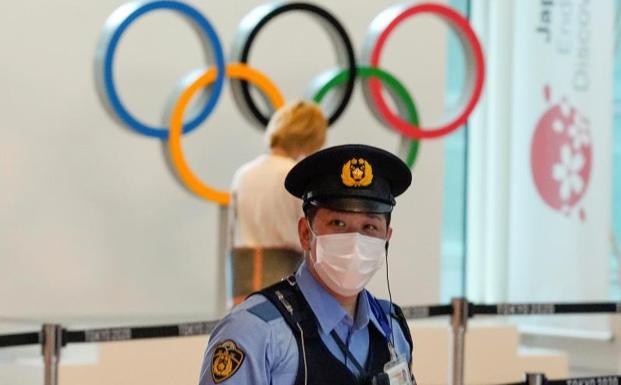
[611,33,621,300]
[441,0,470,302]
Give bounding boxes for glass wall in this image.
[611,33,621,300]
[441,0,621,303]
[440,0,470,302]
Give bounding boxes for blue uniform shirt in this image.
[198,262,412,385]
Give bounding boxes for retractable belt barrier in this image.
[0,331,40,348]
[501,373,621,385]
[2,301,618,348]
[547,377,621,385]
[2,299,620,385]
[472,302,621,316]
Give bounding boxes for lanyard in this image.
[330,329,367,377]
[330,293,396,378]
[365,291,393,345]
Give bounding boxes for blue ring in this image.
[102,0,225,139]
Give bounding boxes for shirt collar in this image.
[295,262,377,334]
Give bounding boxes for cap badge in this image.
[211,340,245,383]
[341,158,373,187]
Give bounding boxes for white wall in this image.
[0,0,449,322]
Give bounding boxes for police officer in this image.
[199,144,414,385]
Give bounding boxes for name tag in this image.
[383,357,413,385]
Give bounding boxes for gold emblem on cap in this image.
[341,158,373,187]
[211,340,245,383]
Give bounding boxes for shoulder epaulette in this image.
[246,298,282,323]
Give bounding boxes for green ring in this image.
[311,66,420,168]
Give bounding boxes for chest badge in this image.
[341,157,373,187]
[211,340,245,383]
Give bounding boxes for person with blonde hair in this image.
[229,100,327,304]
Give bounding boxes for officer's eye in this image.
[329,219,346,227]
[363,223,378,232]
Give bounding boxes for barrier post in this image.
[216,204,230,314]
[526,373,547,385]
[449,298,469,385]
[42,324,62,385]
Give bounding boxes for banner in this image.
[508,0,614,335]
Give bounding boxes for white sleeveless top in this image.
[231,154,303,250]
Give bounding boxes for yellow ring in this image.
[168,63,285,205]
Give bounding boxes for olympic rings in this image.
[169,65,420,205]
[168,64,284,205]
[361,3,485,139]
[309,66,420,168]
[95,1,486,204]
[230,2,357,128]
[95,0,226,139]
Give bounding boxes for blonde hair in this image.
[265,100,327,154]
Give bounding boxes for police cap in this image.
[284,144,412,214]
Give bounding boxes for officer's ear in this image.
[298,217,312,251]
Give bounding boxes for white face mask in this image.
[309,225,387,297]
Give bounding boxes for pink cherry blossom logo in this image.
[530,85,592,221]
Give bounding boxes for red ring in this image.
[368,3,485,139]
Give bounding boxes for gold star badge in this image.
[341,157,373,187]
[211,340,245,383]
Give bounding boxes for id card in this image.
[383,357,413,385]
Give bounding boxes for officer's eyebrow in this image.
[364,214,383,221]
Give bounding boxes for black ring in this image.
[231,2,357,127]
